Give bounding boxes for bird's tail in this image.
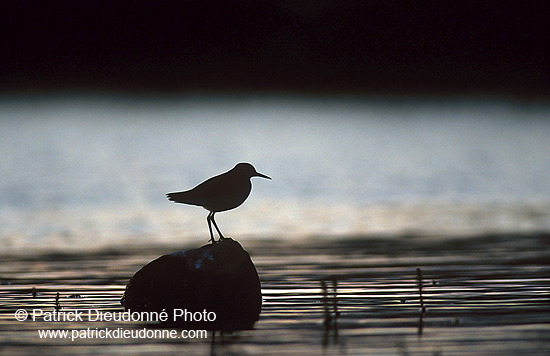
[166,192,183,202]
[166,191,197,205]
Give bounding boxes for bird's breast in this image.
[203,180,252,212]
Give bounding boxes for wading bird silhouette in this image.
[167,163,271,243]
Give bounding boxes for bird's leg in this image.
[211,212,226,241]
[207,212,215,244]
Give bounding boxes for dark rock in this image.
[121,238,262,330]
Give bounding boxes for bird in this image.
[166,163,271,243]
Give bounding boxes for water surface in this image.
[1,94,548,251]
[1,233,549,355]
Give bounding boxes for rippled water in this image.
[1,233,549,355]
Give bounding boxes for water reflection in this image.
[1,233,550,354]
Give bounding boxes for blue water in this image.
[1,94,549,251]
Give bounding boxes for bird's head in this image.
[234,162,271,180]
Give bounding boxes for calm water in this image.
[0,94,549,251]
[1,94,550,354]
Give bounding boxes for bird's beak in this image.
[255,172,271,180]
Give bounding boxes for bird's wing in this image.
[166,172,232,206]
